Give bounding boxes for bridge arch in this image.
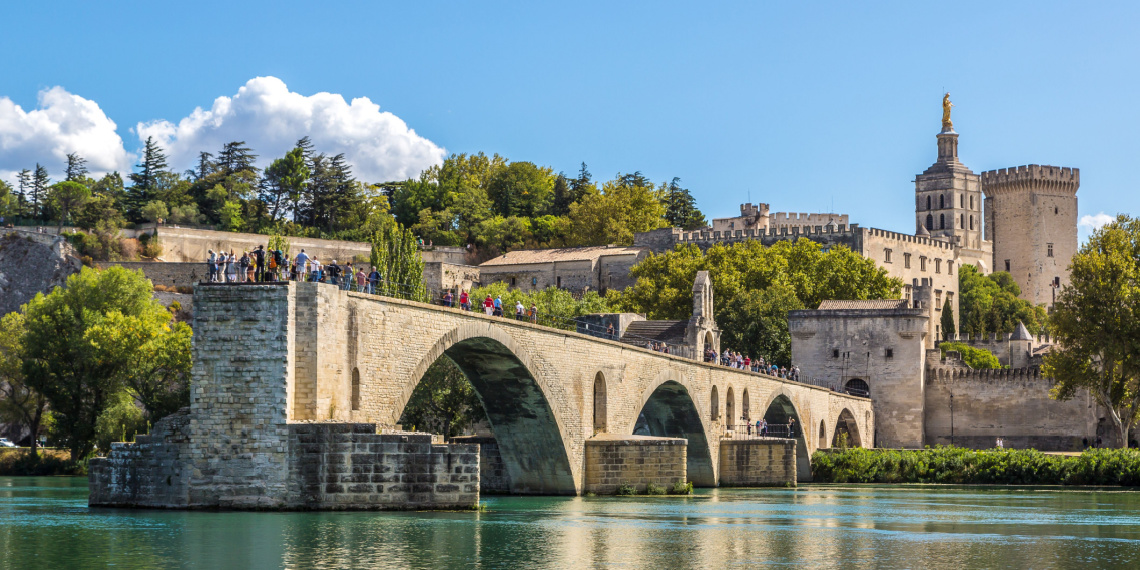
[726,387,736,431]
[633,376,716,487]
[832,408,862,448]
[397,322,577,495]
[760,389,812,481]
[593,371,607,434]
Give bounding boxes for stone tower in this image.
[981,165,1079,308]
[914,124,988,263]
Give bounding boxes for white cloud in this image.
[1079,212,1114,232]
[136,76,445,182]
[0,86,132,183]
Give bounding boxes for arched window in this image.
[940,214,945,229]
[960,194,964,208]
[970,195,974,209]
[926,214,933,230]
[351,368,361,411]
[969,215,974,230]
[844,378,869,397]
[960,214,964,228]
[741,389,750,421]
[819,421,827,449]
[726,387,735,430]
[711,386,720,420]
[926,196,931,210]
[939,195,945,209]
[593,372,607,433]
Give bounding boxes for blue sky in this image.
[1,1,1136,239]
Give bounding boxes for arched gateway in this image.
[90,282,873,509]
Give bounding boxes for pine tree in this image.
[127,137,169,219]
[216,141,258,176]
[16,169,31,218]
[569,162,593,204]
[32,164,50,220]
[193,152,215,180]
[552,173,572,216]
[65,153,88,182]
[662,177,707,230]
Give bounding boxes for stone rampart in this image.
[88,409,192,508]
[717,438,797,486]
[583,435,687,494]
[98,261,203,289]
[981,164,1080,195]
[287,425,479,510]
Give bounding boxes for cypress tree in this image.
[32,164,50,220]
[127,137,169,220]
[941,299,956,341]
[65,153,88,182]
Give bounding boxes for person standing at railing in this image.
[251,245,264,282]
[444,290,454,307]
[788,417,797,438]
[295,250,310,282]
[355,267,366,291]
[206,250,217,282]
[493,296,503,317]
[459,289,469,310]
[227,251,238,282]
[483,295,494,315]
[368,267,380,294]
[327,260,341,286]
[515,300,525,320]
[529,303,538,323]
[239,251,250,283]
[310,258,322,282]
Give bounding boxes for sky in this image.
[1,1,1136,240]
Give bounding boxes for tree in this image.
[618,239,902,365]
[941,299,956,341]
[262,147,309,223]
[127,137,169,220]
[551,173,573,216]
[32,164,50,220]
[662,177,707,230]
[21,266,169,459]
[1044,215,1140,448]
[65,153,88,182]
[141,200,169,224]
[370,221,426,301]
[16,169,32,218]
[398,358,486,438]
[485,161,555,218]
[48,181,91,233]
[958,265,1047,338]
[0,312,47,453]
[215,141,258,177]
[567,174,668,246]
[939,342,1001,369]
[0,179,16,221]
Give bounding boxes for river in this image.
[1,477,1138,569]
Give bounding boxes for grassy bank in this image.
[812,446,1140,486]
[0,449,86,476]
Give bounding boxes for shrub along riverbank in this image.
[812,446,1140,486]
[0,449,86,476]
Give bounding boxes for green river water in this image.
[1,477,1138,569]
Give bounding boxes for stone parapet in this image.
[583,434,687,494]
[981,165,1080,196]
[718,438,797,487]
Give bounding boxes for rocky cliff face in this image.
[0,231,82,317]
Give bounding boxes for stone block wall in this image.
[449,436,511,493]
[287,425,479,509]
[718,438,797,487]
[89,409,192,508]
[583,435,687,494]
[98,261,203,289]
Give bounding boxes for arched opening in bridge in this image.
[399,336,575,495]
[725,387,736,431]
[632,380,716,487]
[819,420,827,449]
[762,395,812,481]
[832,408,862,448]
[351,368,361,411]
[593,372,607,434]
[703,332,714,360]
[710,386,720,420]
[741,389,750,422]
[845,378,869,398]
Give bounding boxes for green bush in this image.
[812,446,1140,486]
[939,342,1002,369]
[645,482,667,495]
[0,450,85,476]
[615,483,637,496]
[668,481,694,495]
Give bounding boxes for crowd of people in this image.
[205,246,382,293]
[439,290,542,323]
[704,347,800,380]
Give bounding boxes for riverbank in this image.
[0,449,85,476]
[812,446,1140,486]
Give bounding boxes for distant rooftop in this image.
[480,245,647,267]
[816,299,910,310]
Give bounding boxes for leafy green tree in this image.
[218,200,244,231]
[48,181,91,232]
[1044,215,1140,448]
[65,153,88,182]
[0,179,16,221]
[568,174,668,246]
[941,299,956,340]
[939,341,1001,369]
[127,137,170,221]
[141,200,168,224]
[262,147,309,223]
[399,358,486,438]
[74,194,127,231]
[618,239,901,365]
[959,265,1047,338]
[661,177,707,230]
[0,312,48,453]
[486,161,555,218]
[21,266,173,459]
[370,221,426,301]
[551,173,573,216]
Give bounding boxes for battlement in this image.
[739,203,770,217]
[865,227,956,251]
[674,223,861,243]
[926,350,1044,383]
[769,212,848,227]
[981,164,1080,195]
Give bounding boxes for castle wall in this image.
[923,357,1096,451]
[769,212,848,231]
[862,229,958,343]
[98,261,203,289]
[423,261,480,293]
[983,165,1079,308]
[478,259,596,291]
[789,308,928,448]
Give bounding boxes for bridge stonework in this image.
[266,282,871,495]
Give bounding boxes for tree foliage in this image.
[370,221,426,301]
[398,358,486,438]
[617,239,902,365]
[939,341,1001,369]
[1044,215,1140,448]
[958,264,1048,338]
[0,312,47,453]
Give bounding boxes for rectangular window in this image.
[1047,243,1054,257]
[904,253,911,269]
[960,194,964,208]
[886,348,894,359]
[935,259,942,274]
[1005,259,1011,272]
[557,276,562,288]
[948,260,954,275]
[904,285,913,301]
[920,256,927,271]
[832,349,839,358]
[935,290,942,308]
[884,248,892,263]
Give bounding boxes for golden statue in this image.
[942,92,954,130]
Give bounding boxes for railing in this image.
[722,423,797,439]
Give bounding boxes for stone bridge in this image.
[181,281,871,501]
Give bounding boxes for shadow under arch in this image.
[633,380,716,487]
[761,392,812,482]
[399,324,576,496]
[832,408,862,448]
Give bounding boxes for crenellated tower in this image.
[981,165,1079,308]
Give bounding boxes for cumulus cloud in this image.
[0,86,132,183]
[1079,212,1114,232]
[136,76,445,183]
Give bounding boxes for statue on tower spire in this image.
[942,93,954,131]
